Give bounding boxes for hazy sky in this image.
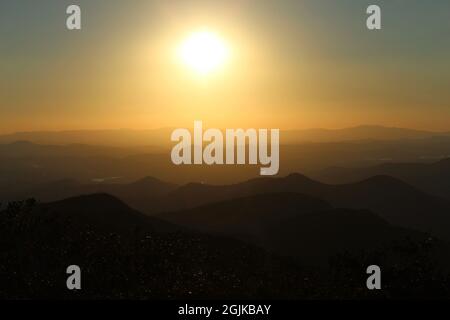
[1,0,450,133]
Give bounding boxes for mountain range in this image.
[2,133,450,185]
[159,192,427,264]
[1,125,449,146]
[5,167,450,242]
[10,192,434,266]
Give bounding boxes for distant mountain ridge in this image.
[6,169,450,241]
[154,173,450,241]
[0,129,175,147]
[1,125,449,146]
[3,176,178,211]
[3,138,450,185]
[319,158,450,199]
[285,125,450,143]
[158,192,427,264]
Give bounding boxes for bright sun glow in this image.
[178,30,230,75]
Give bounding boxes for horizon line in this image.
[1,124,449,136]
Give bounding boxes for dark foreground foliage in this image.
[0,200,449,299]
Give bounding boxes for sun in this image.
[178,30,230,75]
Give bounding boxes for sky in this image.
[1,0,450,134]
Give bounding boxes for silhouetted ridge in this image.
[356,174,408,185]
[319,158,450,200]
[48,193,130,210]
[154,172,450,240]
[175,182,209,192]
[161,192,332,237]
[130,176,175,188]
[158,192,428,264]
[37,193,176,235]
[284,172,318,182]
[351,175,418,192]
[165,182,222,203]
[244,173,322,188]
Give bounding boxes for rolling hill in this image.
[155,174,450,240]
[31,193,178,235]
[6,169,450,241]
[159,192,427,264]
[318,158,450,199]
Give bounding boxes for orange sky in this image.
[1,0,450,134]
